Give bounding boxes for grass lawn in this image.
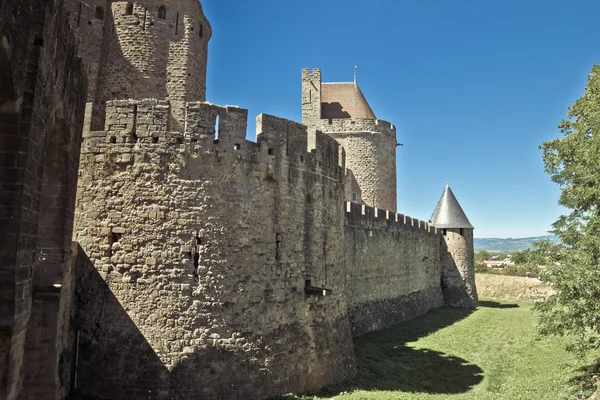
[277,299,599,400]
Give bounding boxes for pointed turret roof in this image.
[429,184,474,229]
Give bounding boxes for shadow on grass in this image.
[478,300,519,309]
[274,307,483,398]
[569,359,600,397]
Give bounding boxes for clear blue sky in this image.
[201,0,599,238]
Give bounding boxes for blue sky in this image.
[201,0,599,238]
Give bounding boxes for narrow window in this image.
[268,148,274,155]
[214,115,219,140]
[351,193,357,201]
[152,136,159,143]
[77,1,83,26]
[109,136,116,144]
[158,5,166,20]
[443,228,447,236]
[125,3,134,15]
[95,6,104,20]
[192,231,202,280]
[111,232,122,243]
[233,143,241,150]
[299,155,304,163]
[275,233,282,262]
[460,228,464,236]
[142,8,147,30]
[199,23,203,38]
[175,12,179,34]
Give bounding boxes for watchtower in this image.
[65,0,212,130]
[302,68,398,212]
[430,183,478,307]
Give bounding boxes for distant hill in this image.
[474,235,558,253]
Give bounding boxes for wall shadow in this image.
[321,102,351,119]
[299,307,483,397]
[71,245,171,399]
[72,245,321,400]
[568,358,600,396]
[74,245,249,399]
[478,301,519,309]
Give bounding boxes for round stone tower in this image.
[302,68,398,212]
[66,0,212,130]
[429,183,478,308]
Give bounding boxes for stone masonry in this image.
[1,1,478,398]
[64,0,211,131]
[0,0,87,398]
[74,101,356,399]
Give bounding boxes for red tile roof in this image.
[321,83,376,119]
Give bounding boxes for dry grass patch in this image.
[475,273,554,302]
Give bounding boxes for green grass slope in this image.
[276,301,595,400]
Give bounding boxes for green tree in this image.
[536,64,600,354]
[510,249,531,265]
[474,250,492,265]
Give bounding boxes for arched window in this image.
[125,3,134,15]
[157,5,166,20]
[95,6,104,20]
[199,24,203,38]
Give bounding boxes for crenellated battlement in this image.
[318,118,396,138]
[80,99,344,182]
[345,202,441,236]
[302,67,321,80]
[2,0,481,396]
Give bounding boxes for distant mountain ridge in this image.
[474,235,558,253]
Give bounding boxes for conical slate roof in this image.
[429,184,474,229]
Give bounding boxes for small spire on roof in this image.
[354,66,357,84]
[446,178,448,187]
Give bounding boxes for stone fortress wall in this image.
[0,0,88,398]
[73,99,472,400]
[1,0,478,398]
[74,99,357,399]
[344,203,445,337]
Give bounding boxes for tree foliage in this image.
[536,64,600,354]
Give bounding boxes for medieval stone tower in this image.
[64,0,211,131]
[302,68,398,212]
[430,183,479,307]
[71,2,357,399]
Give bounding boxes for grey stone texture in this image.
[74,101,356,399]
[1,0,478,398]
[441,228,479,308]
[0,0,87,398]
[64,0,211,131]
[344,203,445,336]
